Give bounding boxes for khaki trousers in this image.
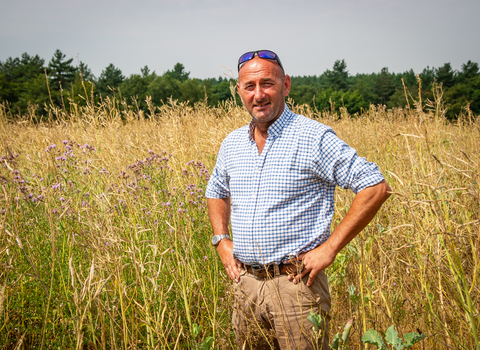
[232,267,331,350]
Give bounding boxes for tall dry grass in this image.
[0,89,478,349]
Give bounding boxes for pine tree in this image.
[374,67,396,105]
[78,61,94,81]
[96,63,125,96]
[324,60,349,91]
[435,63,456,88]
[164,63,190,82]
[48,49,76,89]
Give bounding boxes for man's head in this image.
[236,50,291,128]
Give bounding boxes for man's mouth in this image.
[254,102,270,109]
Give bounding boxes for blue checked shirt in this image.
[206,105,385,265]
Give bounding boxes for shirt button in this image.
[255,168,260,173]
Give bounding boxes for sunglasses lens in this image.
[257,50,276,60]
[239,52,255,65]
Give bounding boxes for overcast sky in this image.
[1,0,479,80]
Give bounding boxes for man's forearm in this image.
[207,197,243,283]
[207,197,231,236]
[294,180,391,286]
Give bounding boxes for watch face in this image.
[212,235,228,245]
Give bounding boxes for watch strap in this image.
[212,234,230,246]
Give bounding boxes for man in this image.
[206,50,391,349]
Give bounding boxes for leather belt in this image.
[244,262,304,280]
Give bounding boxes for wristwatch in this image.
[211,234,230,246]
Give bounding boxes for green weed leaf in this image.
[192,323,202,338]
[362,329,386,350]
[403,332,426,348]
[199,336,215,350]
[307,310,323,333]
[330,333,341,349]
[385,325,403,350]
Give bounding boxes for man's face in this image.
[237,57,291,127]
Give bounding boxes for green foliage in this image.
[199,337,215,349]
[165,62,190,82]
[120,70,156,111]
[329,318,354,350]
[147,74,181,105]
[419,66,435,89]
[402,333,427,348]
[325,59,349,91]
[374,67,396,105]
[96,63,125,96]
[78,61,95,81]
[362,325,426,350]
[385,326,403,350]
[435,62,456,88]
[1,50,479,119]
[362,329,386,350]
[307,310,323,334]
[347,285,360,305]
[458,60,479,82]
[48,49,77,89]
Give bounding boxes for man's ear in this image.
[236,82,244,104]
[284,75,291,97]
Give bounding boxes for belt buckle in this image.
[251,264,271,280]
[250,264,265,280]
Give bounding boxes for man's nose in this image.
[254,85,265,100]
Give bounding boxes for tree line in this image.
[1,49,479,119]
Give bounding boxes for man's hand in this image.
[287,241,337,287]
[287,180,391,287]
[208,197,244,283]
[216,238,243,283]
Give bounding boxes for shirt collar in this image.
[248,104,293,141]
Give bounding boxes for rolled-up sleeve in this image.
[206,140,231,198]
[311,130,385,194]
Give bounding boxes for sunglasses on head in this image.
[237,50,284,73]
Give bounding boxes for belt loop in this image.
[274,264,280,276]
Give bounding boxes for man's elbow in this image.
[378,180,392,202]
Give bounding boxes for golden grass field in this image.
[0,91,479,349]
